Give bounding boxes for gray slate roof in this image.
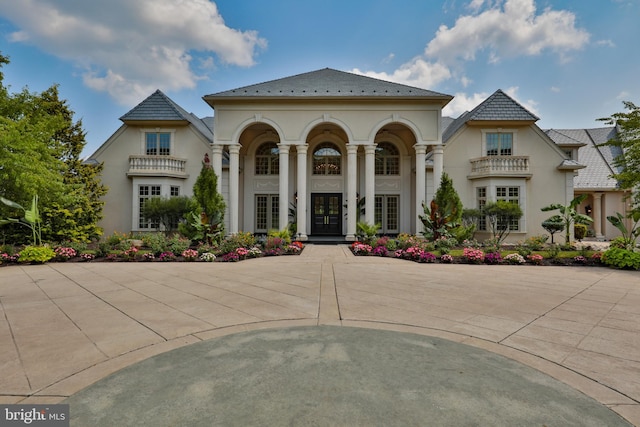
[120,89,213,140]
[204,68,452,100]
[545,127,621,190]
[442,90,538,142]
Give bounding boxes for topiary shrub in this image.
[601,247,640,270]
[574,223,587,241]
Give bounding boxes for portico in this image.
[204,68,451,240]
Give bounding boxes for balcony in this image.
[127,155,189,178]
[468,156,531,179]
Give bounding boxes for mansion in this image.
[89,68,629,242]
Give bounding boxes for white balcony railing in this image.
[127,155,188,177]
[468,156,531,179]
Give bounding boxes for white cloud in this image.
[596,39,616,48]
[426,0,590,65]
[504,86,539,116]
[443,91,490,117]
[551,86,561,93]
[382,53,395,64]
[351,57,451,89]
[616,91,630,100]
[0,0,266,105]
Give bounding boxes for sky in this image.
[0,0,638,157]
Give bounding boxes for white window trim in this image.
[474,180,527,233]
[131,180,183,232]
[481,129,518,156]
[140,128,176,156]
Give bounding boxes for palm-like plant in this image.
[541,194,593,245]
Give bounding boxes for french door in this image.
[311,193,342,235]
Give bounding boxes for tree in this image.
[541,215,564,244]
[483,200,523,245]
[0,54,106,243]
[420,173,463,240]
[142,196,195,235]
[186,163,225,244]
[541,194,593,245]
[599,101,640,207]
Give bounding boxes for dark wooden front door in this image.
[311,193,342,235]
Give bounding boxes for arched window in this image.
[255,142,279,175]
[313,143,341,175]
[375,142,399,175]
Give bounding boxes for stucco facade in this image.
[89,69,625,243]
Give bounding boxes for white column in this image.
[433,144,444,193]
[593,192,604,239]
[277,144,290,231]
[415,144,427,234]
[364,144,376,226]
[296,144,308,241]
[211,144,224,195]
[228,144,240,235]
[346,145,359,241]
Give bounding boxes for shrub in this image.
[440,254,453,263]
[144,233,169,255]
[372,245,388,257]
[218,232,256,254]
[105,231,127,247]
[199,252,216,262]
[527,254,544,265]
[220,251,240,262]
[601,247,640,270]
[504,253,525,264]
[80,253,95,262]
[574,223,588,241]
[54,246,77,261]
[19,245,55,264]
[182,249,198,261]
[484,252,502,265]
[167,235,190,255]
[351,242,372,255]
[419,251,437,263]
[121,246,139,261]
[463,247,485,264]
[158,251,176,262]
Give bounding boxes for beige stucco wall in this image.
[443,123,576,243]
[91,123,213,237]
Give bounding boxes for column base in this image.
[345,234,357,242]
[296,234,308,242]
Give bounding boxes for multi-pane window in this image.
[375,142,400,175]
[139,185,161,229]
[486,133,512,156]
[374,195,399,233]
[170,186,180,197]
[497,186,520,230]
[255,142,279,175]
[256,194,279,232]
[146,132,171,156]
[313,143,341,175]
[477,187,487,231]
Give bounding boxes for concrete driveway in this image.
[1,245,638,425]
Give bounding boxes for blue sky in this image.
[0,0,637,157]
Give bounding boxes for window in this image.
[146,132,171,156]
[486,132,512,156]
[375,142,400,175]
[313,143,341,175]
[374,195,399,233]
[477,187,487,231]
[255,142,279,175]
[256,194,279,232]
[139,185,161,229]
[170,186,180,197]
[496,186,520,231]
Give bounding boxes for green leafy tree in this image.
[142,196,195,235]
[483,200,523,245]
[0,53,106,243]
[541,215,564,244]
[541,194,593,245]
[599,101,640,207]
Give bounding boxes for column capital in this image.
[414,144,428,155]
[228,144,241,155]
[347,144,359,155]
[277,143,291,153]
[296,144,308,155]
[432,144,444,154]
[364,144,377,155]
[211,144,224,154]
